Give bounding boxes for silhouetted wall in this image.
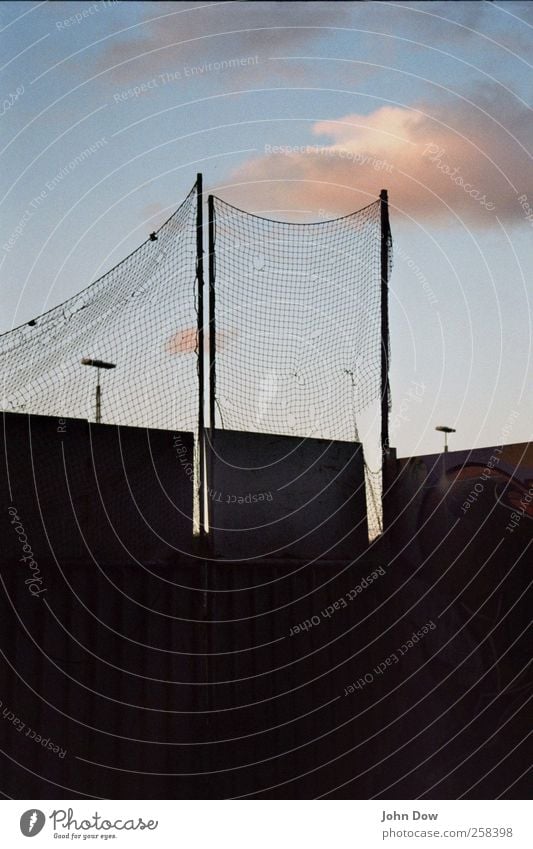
[387,442,532,577]
[1,417,529,799]
[1,412,194,567]
[209,430,368,560]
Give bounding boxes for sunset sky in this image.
[1,0,531,457]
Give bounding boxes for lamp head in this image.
[81,358,116,369]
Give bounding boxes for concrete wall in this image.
[209,430,368,560]
[1,412,194,568]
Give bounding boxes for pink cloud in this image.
[219,93,531,226]
[166,327,197,354]
[166,328,232,354]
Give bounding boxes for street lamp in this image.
[435,425,456,453]
[81,358,116,423]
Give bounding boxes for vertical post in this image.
[208,195,216,437]
[197,179,210,729]
[196,173,206,537]
[95,369,101,424]
[206,195,216,543]
[380,189,391,531]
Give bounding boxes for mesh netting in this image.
[210,197,388,537]
[1,185,198,432]
[211,198,382,438]
[1,182,391,541]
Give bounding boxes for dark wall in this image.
[210,430,368,560]
[1,418,529,799]
[1,412,194,568]
[1,549,529,800]
[387,443,532,584]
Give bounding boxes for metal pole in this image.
[81,358,114,422]
[206,194,216,545]
[380,189,391,531]
[205,191,217,727]
[95,368,101,424]
[208,195,216,436]
[436,425,455,454]
[196,173,206,537]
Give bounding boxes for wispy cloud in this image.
[89,1,355,84]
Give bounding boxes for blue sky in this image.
[1,1,531,456]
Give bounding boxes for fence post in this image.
[380,189,391,532]
[208,195,216,438]
[196,174,207,538]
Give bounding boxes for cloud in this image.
[165,327,197,354]
[166,327,231,354]
[218,88,532,226]
[91,1,355,84]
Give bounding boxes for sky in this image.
[1,0,531,458]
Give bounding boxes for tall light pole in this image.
[81,358,116,423]
[435,425,456,453]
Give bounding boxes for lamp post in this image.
[81,358,116,423]
[435,425,456,453]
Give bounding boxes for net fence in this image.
[210,196,390,538]
[0,184,198,432]
[1,182,391,540]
